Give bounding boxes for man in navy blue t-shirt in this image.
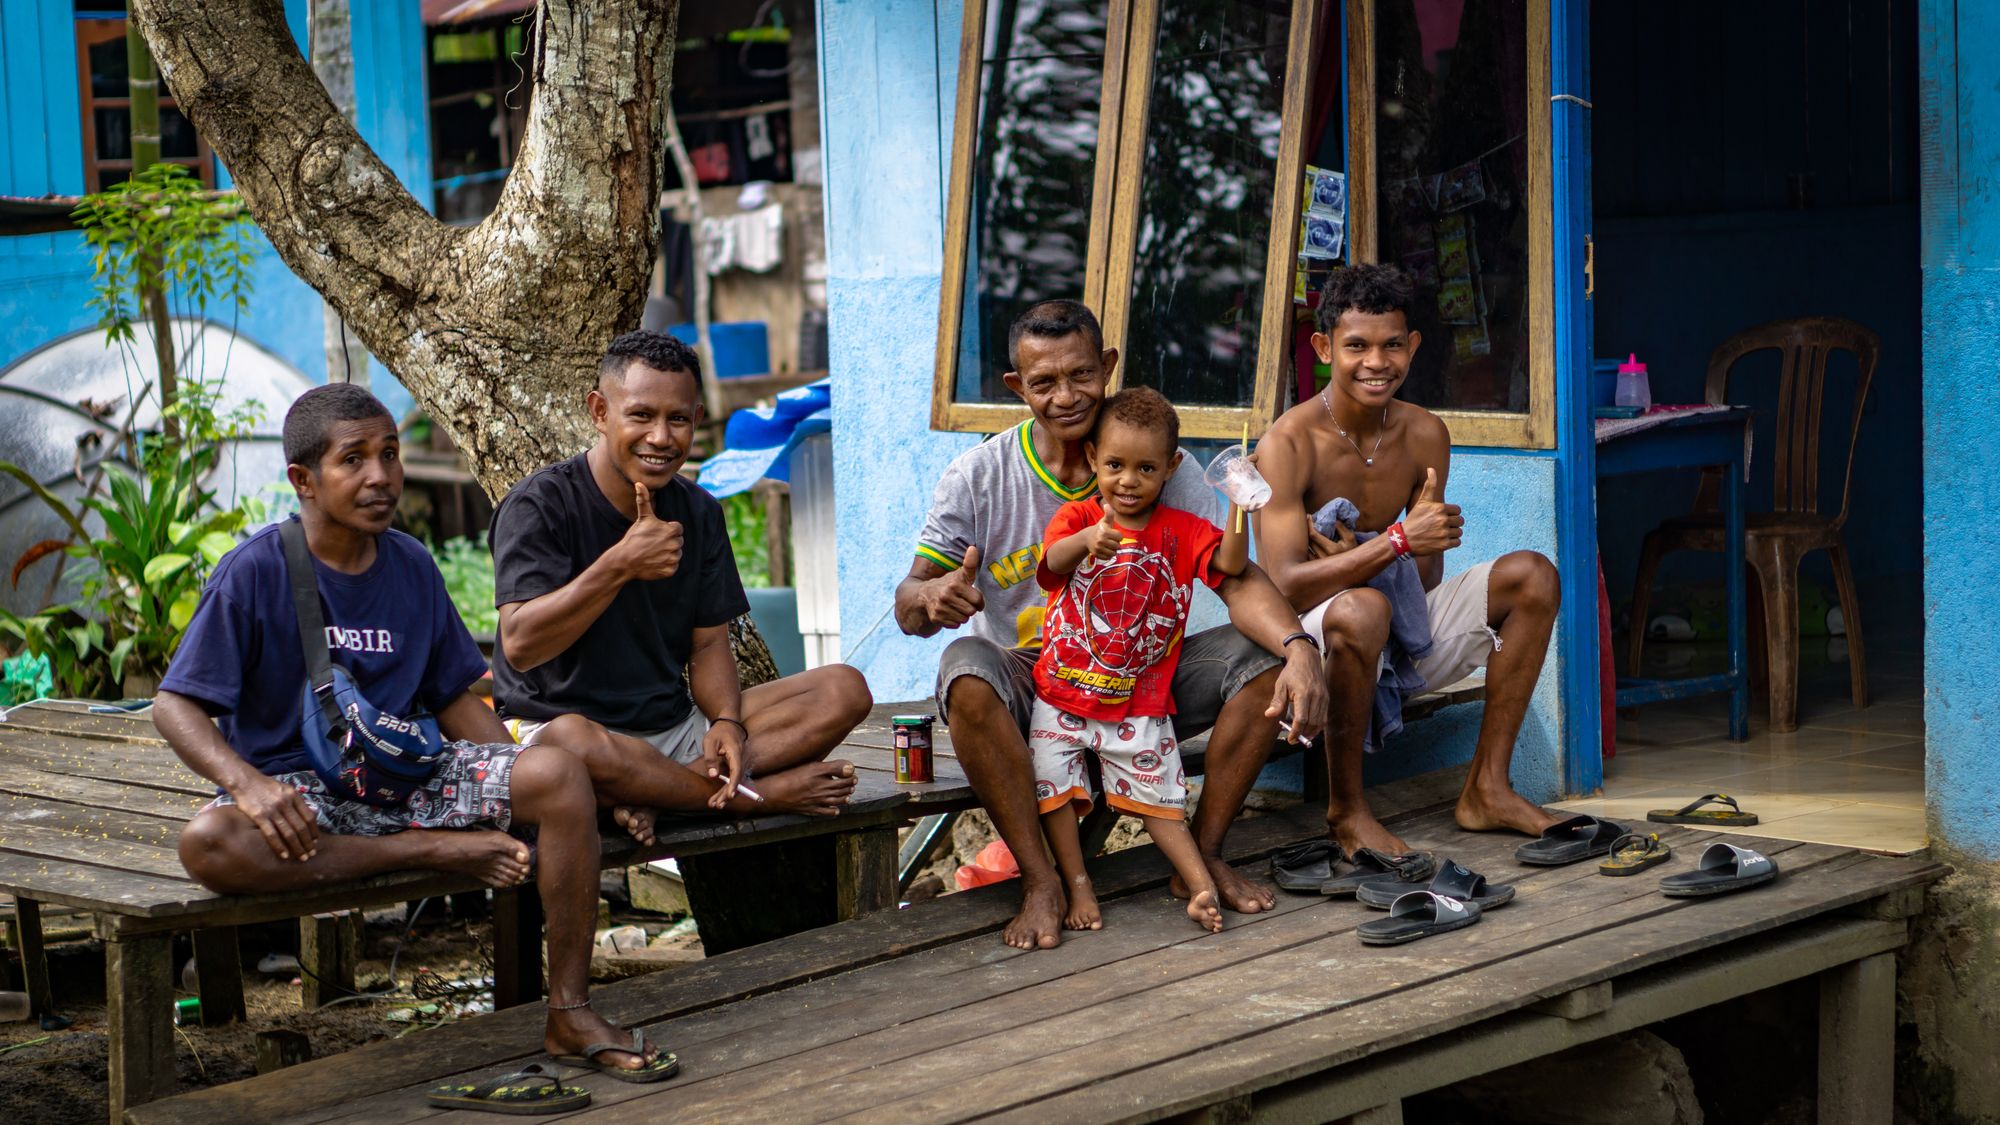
[157,385,677,1096]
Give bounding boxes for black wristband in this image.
[1280,631,1321,653]
[712,716,747,735]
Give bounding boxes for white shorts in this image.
[507,708,710,768]
[1299,560,1502,691]
[1028,698,1188,820]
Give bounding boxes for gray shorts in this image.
[934,625,1282,739]
[509,709,709,767]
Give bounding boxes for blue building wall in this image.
[1919,0,2000,860]
[817,1,1572,802]
[0,0,429,421]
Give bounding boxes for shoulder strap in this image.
[279,519,344,731]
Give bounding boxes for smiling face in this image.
[289,416,403,535]
[1086,417,1181,521]
[1003,331,1118,445]
[589,359,703,489]
[1312,308,1422,412]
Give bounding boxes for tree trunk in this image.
[307,0,374,392]
[130,0,680,499]
[126,23,179,439]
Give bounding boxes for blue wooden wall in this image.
[0,0,430,421]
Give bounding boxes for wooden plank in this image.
[124,802,1348,1125]
[1527,979,1611,1020]
[0,764,210,821]
[107,928,177,1122]
[15,897,53,1021]
[1817,951,1894,1124]
[0,819,194,880]
[0,738,211,794]
[490,890,543,1010]
[981,855,1944,1124]
[0,792,190,847]
[0,703,162,742]
[834,825,897,920]
[300,912,360,1009]
[0,851,206,916]
[192,926,246,1025]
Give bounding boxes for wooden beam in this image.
[1817,952,1894,1125]
[106,928,176,1123]
[191,926,245,1025]
[491,888,544,1010]
[299,911,359,1009]
[835,826,899,921]
[1528,979,1612,1020]
[13,897,53,1021]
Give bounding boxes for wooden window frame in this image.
[76,18,217,193]
[1344,0,1555,449]
[931,0,1325,440]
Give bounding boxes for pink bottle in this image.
[1615,353,1651,411]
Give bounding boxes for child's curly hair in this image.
[1093,385,1180,453]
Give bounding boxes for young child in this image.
[1030,386,1249,933]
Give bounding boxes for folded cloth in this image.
[1312,497,1433,751]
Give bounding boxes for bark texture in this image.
[130,0,680,498]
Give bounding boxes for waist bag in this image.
[280,519,445,806]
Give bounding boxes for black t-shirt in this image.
[490,453,749,731]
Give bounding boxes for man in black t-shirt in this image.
[491,331,872,841]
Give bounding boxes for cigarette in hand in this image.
[735,781,765,802]
[1279,720,1314,747]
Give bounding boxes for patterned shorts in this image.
[1028,698,1187,821]
[206,740,529,836]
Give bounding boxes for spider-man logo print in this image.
[1045,541,1191,697]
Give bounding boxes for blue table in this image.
[1596,407,1752,741]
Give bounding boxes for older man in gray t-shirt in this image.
[894,299,1327,953]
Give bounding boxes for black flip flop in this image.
[1598,832,1672,876]
[1648,793,1759,827]
[1660,841,1779,897]
[1356,890,1482,945]
[426,1063,592,1115]
[1270,839,1342,894]
[1515,814,1626,866]
[552,1029,682,1083]
[1357,857,1515,910]
[1320,847,1437,896]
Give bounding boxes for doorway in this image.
[1555,1,1926,853]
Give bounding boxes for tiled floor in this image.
[1552,634,1927,855]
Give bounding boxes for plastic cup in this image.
[1203,446,1272,511]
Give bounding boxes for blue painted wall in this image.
[817,0,1571,801]
[0,0,428,421]
[1918,0,2000,859]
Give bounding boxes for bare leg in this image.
[1454,552,1565,836]
[178,809,532,895]
[739,664,874,772]
[1039,806,1101,930]
[1173,666,1281,914]
[1144,815,1221,933]
[1318,590,1412,855]
[946,674,1064,951]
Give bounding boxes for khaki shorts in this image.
[1299,559,1501,690]
[508,709,710,768]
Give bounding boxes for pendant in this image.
[1364,458,1374,467]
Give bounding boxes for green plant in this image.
[723,492,771,589]
[435,537,498,636]
[72,163,254,355]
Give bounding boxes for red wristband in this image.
[1386,522,1412,558]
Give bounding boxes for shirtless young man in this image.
[896,300,1327,951]
[1253,264,1563,855]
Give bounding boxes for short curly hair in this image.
[1315,263,1417,335]
[283,382,394,469]
[1093,385,1179,454]
[599,330,702,388]
[1007,299,1104,369]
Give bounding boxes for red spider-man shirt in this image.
[1032,498,1226,721]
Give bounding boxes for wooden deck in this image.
[127,789,1944,1124]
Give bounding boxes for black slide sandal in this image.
[1321,847,1437,896]
[1660,841,1779,897]
[1357,858,1514,909]
[1648,793,1759,827]
[1270,839,1342,893]
[425,1063,591,1115]
[1515,814,1626,866]
[1357,890,1482,945]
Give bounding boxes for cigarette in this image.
[734,781,765,802]
[1279,720,1315,747]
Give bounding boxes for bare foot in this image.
[429,830,532,888]
[611,805,658,846]
[1062,874,1102,931]
[545,1004,653,1072]
[1455,784,1562,836]
[757,760,858,817]
[1171,857,1275,914]
[1328,811,1413,857]
[1185,889,1223,933]
[1003,879,1065,950]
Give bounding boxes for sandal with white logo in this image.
[1356,890,1483,945]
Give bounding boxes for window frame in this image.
[930,0,1325,440]
[1343,0,1555,449]
[75,18,217,193]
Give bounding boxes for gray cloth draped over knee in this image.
[1314,498,1432,751]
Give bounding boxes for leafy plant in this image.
[723,492,771,589]
[435,537,498,637]
[71,162,254,353]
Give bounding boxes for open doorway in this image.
[1557,1,1925,852]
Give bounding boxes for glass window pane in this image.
[952,0,1107,404]
[160,105,198,158]
[1371,0,1530,414]
[1121,0,1293,408]
[87,34,129,100]
[94,107,131,161]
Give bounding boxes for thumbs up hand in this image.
[616,481,687,581]
[1402,467,1463,557]
[921,545,987,630]
[1085,507,1127,562]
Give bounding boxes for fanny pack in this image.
[280,519,446,806]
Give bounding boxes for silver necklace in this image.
[1321,389,1388,467]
